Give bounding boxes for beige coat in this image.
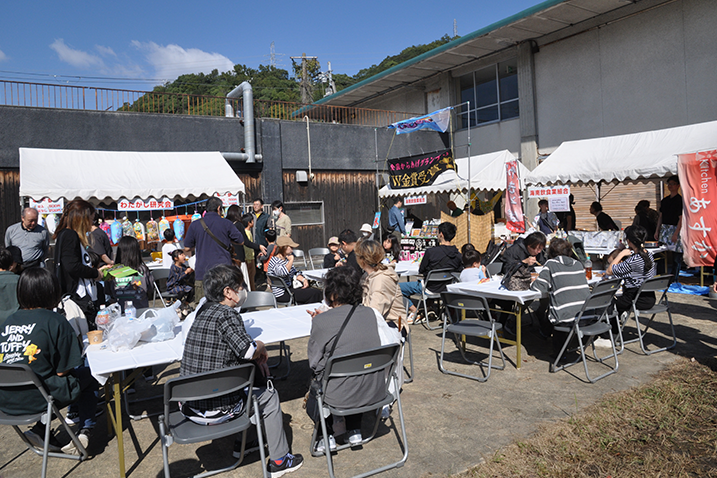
[362,264,405,329]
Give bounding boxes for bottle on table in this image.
[584,258,593,280]
[125,301,136,320]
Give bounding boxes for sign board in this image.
[118,197,174,211]
[404,195,427,206]
[216,193,239,207]
[678,150,717,267]
[372,212,381,229]
[528,185,571,212]
[29,198,64,214]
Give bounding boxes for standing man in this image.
[4,207,49,270]
[271,200,292,237]
[252,198,269,247]
[589,202,619,231]
[388,198,405,239]
[184,197,245,303]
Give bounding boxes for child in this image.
[460,248,487,282]
[323,236,342,268]
[241,213,257,291]
[167,249,194,307]
[257,229,278,273]
[110,236,155,311]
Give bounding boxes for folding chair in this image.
[267,275,295,306]
[410,268,455,330]
[439,292,505,382]
[551,288,620,383]
[401,297,415,384]
[158,364,268,478]
[292,249,307,270]
[150,267,176,308]
[485,262,502,279]
[310,344,408,478]
[617,275,676,355]
[0,364,89,478]
[308,248,330,270]
[241,291,291,380]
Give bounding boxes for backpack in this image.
[567,235,588,263]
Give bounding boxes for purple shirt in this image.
[184,212,244,280]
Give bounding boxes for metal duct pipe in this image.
[221,151,263,162]
[225,81,259,163]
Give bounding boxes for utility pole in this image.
[454,19,457,37]
[290,52,318,104]
[319,61,337,97]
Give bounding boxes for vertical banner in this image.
[678,150,717,267]
[504,159,525,233]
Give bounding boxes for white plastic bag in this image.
[138,302,181,343]
[107,316,148,352]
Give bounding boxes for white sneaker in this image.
[593,338,613,348]
[61,429,90,455]
[315,435,336,454]
[347,429,362,446]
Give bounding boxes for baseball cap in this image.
[327,236,340,246]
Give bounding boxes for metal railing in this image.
[0,80,419,127]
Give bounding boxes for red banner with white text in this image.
[504,159,525,233]
[678,150,717,267]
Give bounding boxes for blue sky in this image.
[0,0,544,92]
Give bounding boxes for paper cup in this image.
[87,330,103,345]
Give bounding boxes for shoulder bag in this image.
[199,217,241,267]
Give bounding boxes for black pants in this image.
[277,286,323,305]
[607,287,656,334]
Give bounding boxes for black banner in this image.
[388,149,454,189]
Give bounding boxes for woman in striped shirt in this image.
[607,225,656,327]
[267,236,323,305]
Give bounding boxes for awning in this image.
[379,149,527,198]
[526,120,717,186]
[19,148,245,202]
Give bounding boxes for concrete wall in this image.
[534,0,717,152]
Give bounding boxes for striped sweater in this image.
[612,250,655,290]
[530,255,590,323]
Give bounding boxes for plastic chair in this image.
[401,297,415,384]
[551,288,620,383]
[617,275,676,355]
[292,249,307,270]
[308,247,330,269]
[310,344,408,478]
[158,364,268,478]
[0,364,89,478]
[439,292,505,382]
[150,267,177,308]
[241,291,291,380]
[267,275,295,306]
[410,268,455,330]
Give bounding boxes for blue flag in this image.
[388,107,451,134]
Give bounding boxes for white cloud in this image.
[95,45,117,57]
[132,41,234,80]
[50,39,105,69]
[0,49,6,62]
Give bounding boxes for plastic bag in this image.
[107,316,148,352]
[138,301,181,343]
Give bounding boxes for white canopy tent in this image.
[19,148,245,202]
[526,119,717,186]
[378,149,528,198]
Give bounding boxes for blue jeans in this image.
[67,363,99,430]
[400,281,422,298]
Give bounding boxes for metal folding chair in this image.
[410,268,455,330]
[267,274,295,306]
[292,249,307,270]
[401,297,415,384]
[439,292,505,382]
[0,364,89,478]
[308,247,330,269]
[241,291,291,380]
[310,344,408,478]
[617,275,676,355]
[485,262,502,278]
[150,267,176,308]
[551,288,620,383]
[158,364,268,478]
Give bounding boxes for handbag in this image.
[199,218,241,267]
[501,261,532,291]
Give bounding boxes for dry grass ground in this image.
[464,357,717,478]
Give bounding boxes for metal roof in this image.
[315,0,637,108]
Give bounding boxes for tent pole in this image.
[375,128,382,244]
[466,102,471,244]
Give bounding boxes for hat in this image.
[327,236,340,246]
[360,223,372,234]
[276,236,299,248]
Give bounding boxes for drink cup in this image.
[87,330,103,345]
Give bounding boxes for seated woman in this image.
[267,236,323,304]
[306,266,400,453]
[0,268,99,454]
[602,225,656,345]
[354,240,405,331]
[530,238,591,357]
[110,236,156,311]
[382,235,401,264]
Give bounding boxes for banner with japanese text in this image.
[388,150,455,189]
[388,107,451,134]
[29,198,64,214]
[504,159,525,233]
[678,150,717,267]
[118,197,174,211]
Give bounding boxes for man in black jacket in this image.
[400,222,462,298]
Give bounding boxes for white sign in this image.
[216,193,239,207]
[549,196,570,212]
[527,186,570,198]
[29,198,64,214]
[117,197,174,211]
[404,195,427,206]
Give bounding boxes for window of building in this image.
[458,59,519,128]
